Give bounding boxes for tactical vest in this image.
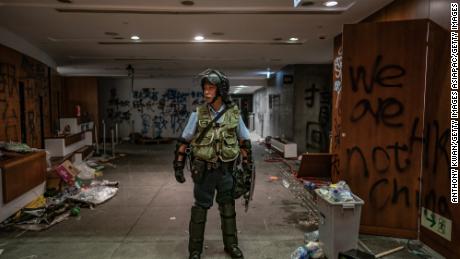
[191,104,240,162]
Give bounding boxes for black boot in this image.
[219,201,244,259]
[189,205,207,259]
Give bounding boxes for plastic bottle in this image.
[332,189,341,201]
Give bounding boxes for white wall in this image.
[253,64,332,153]
[253,66,295,141]
[98,77,203,139]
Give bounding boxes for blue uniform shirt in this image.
[181,104,250,142]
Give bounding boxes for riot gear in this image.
[174,69,252,259]
[199,69,231,104]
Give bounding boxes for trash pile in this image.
[52,158,120,206]
[292,230,325,259]
[301,178,331,192]
[0,158,119,231]
[315,181,354,203]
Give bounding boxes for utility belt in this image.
[192,158,235,171]
[189,158,235,184]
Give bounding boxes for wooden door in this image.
[340,20,428,238]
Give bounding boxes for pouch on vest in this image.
[191,159,207,184]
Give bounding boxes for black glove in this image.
[174,160,186,183]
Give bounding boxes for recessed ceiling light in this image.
[273,37,283,41]
[131,35,140,40]
[319,35,326,40]
[324,1,338,7]
[289,37,299,41]
[211,32,225,36]
[113,37,125,40]
[194,35,204,41]
[57,0,72,3]
[181,0,194,6]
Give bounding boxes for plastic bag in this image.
[304,230,319,243]
[75,162,96,180]
[306,241,324,259]
[291,246,309,259]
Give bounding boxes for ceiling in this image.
[0,0,394,90]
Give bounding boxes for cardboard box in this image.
[55,160,80,185]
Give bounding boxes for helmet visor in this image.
[199,69,221,87]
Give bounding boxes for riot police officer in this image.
[173,69,253,259]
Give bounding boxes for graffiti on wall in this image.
[0,63,19,141]
[0,63,17,97]
[305,83,331,151]
[21,56,46,81]
[346,55,450,216]
[333,46,343,94]
[107,87,203,138]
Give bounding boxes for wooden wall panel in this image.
[363,0,449,31]
[363,0,429,23]
[0,44,54,148]
[419,22,459,259]
[50,69,62,135]
[23,79,41,148]
[20,55,50,148]
[62,77,99,132]
[0,45,22,143]
[340,20,428,238]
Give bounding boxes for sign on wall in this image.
[421,207,452,241]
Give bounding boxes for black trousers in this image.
[193,161,235,209]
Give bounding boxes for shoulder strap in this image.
[195,104,234,143]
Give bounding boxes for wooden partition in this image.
[420,22,459,258]
[340,20,428,238]
[333,19,458,257]
[62,77,99,135]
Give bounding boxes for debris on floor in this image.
[68,185,118,205]
[291,241,325,259]
[298,219,317,229]
[304,230,319,243]
[268,175,279,181]
[0,194,72,231]
[74,162,97,180]
[0,157,119,231]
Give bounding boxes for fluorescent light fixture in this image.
[324,1,338,7]
[130,35,140,40]
[289,37,299,41]
[194,35,204,41]
[266,68,271,79]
